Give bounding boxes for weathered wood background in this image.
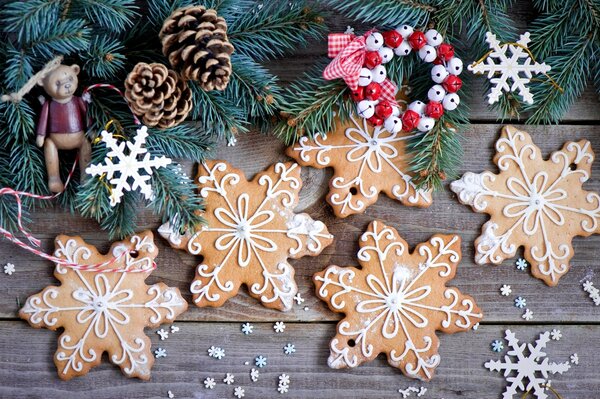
[1,2,599,398]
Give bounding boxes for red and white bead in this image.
[351,26,463,133]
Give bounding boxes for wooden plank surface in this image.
[0,321,596,399]
[2,125,599,324]
[1,1,600,397]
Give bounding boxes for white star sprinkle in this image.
[283,343,296,355]
[157,328,169,340]
[273,321,286,333]
[154,348,167,358]
[250,368,260,382]
[522,308,534,321]
[203,377,216,389]
[224,373,235,385]
[241,322,254,335]
[550,329,562,341]
[500,284,512,296]
[234,386,245,398]
[293,293,305,305]
[3,263,15,275]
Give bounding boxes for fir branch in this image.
[226,54,283,120]
[70,0,138,33]
[3,100,35,142]
[98,190,138,239]
[2,45,34,90]
[1,0,61,42]
[147,0,195,29]
[526,33,598,124]
[25,18,91,58]
[80,36,126,79]
[190,83,249,140]
[324,0,435,28]
[146,124,213,161]
[274,63,353,144]
[149,163,205,234]
[227,1,326,62]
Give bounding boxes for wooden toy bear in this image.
[36,64,91,193]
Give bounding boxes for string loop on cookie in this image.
[323,25,464,134]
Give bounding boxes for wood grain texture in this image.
[1,1,600,397]
[0,321,596,399]
[2,125,599,325]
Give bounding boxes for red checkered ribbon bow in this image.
[323,32,398,104]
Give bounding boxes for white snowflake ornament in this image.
[86,126,171,206]
[468,32,551,104]
[485,330,571,399]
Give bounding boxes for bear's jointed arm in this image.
[36,101,50,137]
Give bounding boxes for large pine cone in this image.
[159,5,234,91]
[124,62,192,129]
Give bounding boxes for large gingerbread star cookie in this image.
[19,231,188,380]
[451,125,600,286]
[286,115,432,218]
[159,160,333,311]
[314,220,482,381]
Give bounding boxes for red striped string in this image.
[0,83,155,273]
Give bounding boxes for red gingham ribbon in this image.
[0,84,155,273]
[323,32,398,104]
[323,33,367,91]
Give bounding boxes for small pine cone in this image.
[124,62,192,129]
[159,5,234,91]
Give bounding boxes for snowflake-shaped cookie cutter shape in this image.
[86,125,172,206]
[159,160,334,311]
[287,115,432,218]
[468,32,551,104]
[313,220,482,381]
[451,126,600,286]
[485,329,571,399]
[18,232,187,380]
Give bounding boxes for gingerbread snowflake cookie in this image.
[19,231,188,380]
[159,160,333,311]
[286,115,432,218]
[314,220,482,381]
[451,125,600,286]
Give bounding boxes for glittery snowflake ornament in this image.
[159,160,333,311]
[451,126,600,286]
[314,220,482,381]
[468,32,551,104]
[86,125,171,206]
[19,231,187,380]
[485,329,571,399]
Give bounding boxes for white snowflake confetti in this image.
[486,330,571,399]
[255,355,267,368]
[398,386,427,398]
[170,325,180,333]
[204,377,216,389]
[86,126,171,206]
[277,385,289,394]
[293,293,305,305]
[522,308,534,321]
[233,386,245,398]
[516,258,528,271]
[515,296,527,308]
[283,343,296,355]
[241,323,254,335]
[344,26,354,34]
[273,321,286,333]
[570,353,579,365]
[3,263,15,275]
[500,284,512,296]
[250,368,260,382]
[208,346,225,359]
[550,329,562,341]
[224,373,235,385]
[582,280,600,305]
[473,322,480,331]
[154,348,167,358]
[491,340,504,352]
[278,374,290,386]
[167,390,174,398]
[157,328,169,340]
[303,306,309,311]
[468,32,551,104]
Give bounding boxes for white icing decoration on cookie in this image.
[20,235,185,377]
[315,222,481,380]
[292,115,432,215]
[451,126,600,283]
[184,161,332,311]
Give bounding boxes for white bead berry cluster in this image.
[353,25,464,133]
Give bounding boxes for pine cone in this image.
[159,5,234,91]
[124,62,192,129]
